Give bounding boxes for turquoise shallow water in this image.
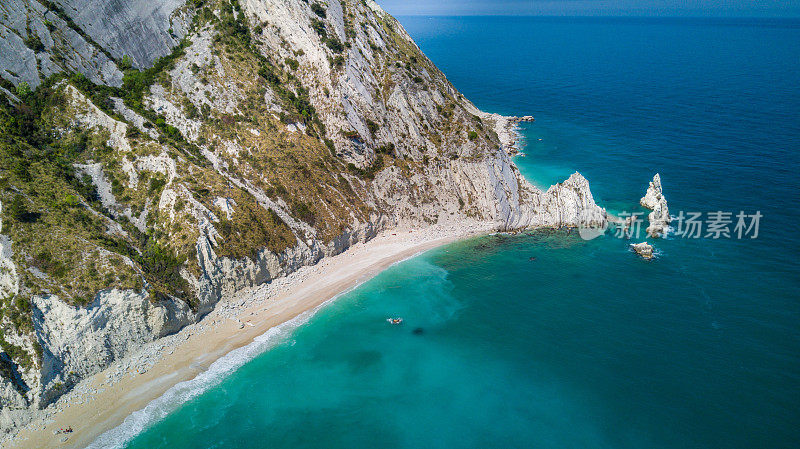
[107,17,800,449]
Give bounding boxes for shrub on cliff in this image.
[0,333,32,370]
[366,120,379,137]
[4,195,37,223]
[291,200,316,226]
[311,3,326,18]
[347,155,385,180]
[285,58,299,71]
[325,37,344,53]
[15,82,31,97]
[24,34,44,53]
[138,242,194,306]
[311,19,327,38]
[119,55,133,70]
[376,143,395,155]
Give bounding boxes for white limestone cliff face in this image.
[0,0,123,88]
[640,173,670,237]
[32,290,193,404]
[229,0,607,230]
[0,81,392,426]
[0,202,18,301]
[239,0,500,165]
[51,0,192,69]
[0,376,28,432]
[0,0,194,90]
[0,0,191,89]
[0,202,31,432]
[190,218,384,317]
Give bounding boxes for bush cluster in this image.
[347,155,385,180]
[311,3,326,18]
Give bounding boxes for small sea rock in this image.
[631,242,655,260]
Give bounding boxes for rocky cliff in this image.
[640,173,670,237]
[0,0,606,434]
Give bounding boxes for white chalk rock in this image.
[640,174,671,237]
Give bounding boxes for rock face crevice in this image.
[0,0,608,435]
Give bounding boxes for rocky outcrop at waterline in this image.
[508,115,535,123]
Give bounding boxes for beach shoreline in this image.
[3,221,495,449]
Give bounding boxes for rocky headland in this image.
[0,0,608,442]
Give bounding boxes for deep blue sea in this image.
[101,17,800,449]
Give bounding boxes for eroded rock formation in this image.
[641,173,670,237]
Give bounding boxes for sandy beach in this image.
[3,221,494,449]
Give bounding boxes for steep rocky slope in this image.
[0,0,606,433]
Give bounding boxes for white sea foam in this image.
[84,299,335,449]
[84,324,296,447]
[662,223,676,239]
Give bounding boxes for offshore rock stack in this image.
[640,173,671,237]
